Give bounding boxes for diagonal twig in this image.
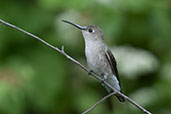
[0,18,152,114]
[82,91,116,114]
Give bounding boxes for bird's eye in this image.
[88,29,93,33]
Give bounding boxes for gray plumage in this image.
[62,20,125,102]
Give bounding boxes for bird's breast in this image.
[85,42,108,74]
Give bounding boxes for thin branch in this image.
[82,92,116,114]
[0,18,152,114]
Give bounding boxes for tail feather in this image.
[116,95,125,102]
[104,84,125,102]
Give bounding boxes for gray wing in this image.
[104,48,121,86]
[105,49,125,102]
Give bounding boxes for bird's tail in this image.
[116,94,125,102]
[104,85,125,102]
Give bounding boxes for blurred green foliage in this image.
[0,0,171,114]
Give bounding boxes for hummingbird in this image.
[62,20,125,102]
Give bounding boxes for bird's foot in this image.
[100,75,107,85]
[88,70,93,75]
[100,78,105,84]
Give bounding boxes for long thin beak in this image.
[62,20,87,30]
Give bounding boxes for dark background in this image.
[0,0,171,114]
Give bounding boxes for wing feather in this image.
[104,49,121,86]
[105,49,125,102]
